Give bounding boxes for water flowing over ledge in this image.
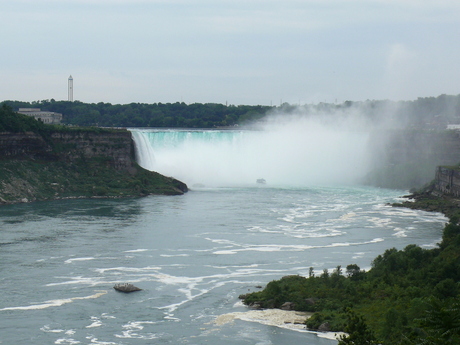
[130,125,371,188]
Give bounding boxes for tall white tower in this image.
[68,75,73,102]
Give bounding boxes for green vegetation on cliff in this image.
[242,214,460,344]
[0,159,186,204]
[0,104,187,204]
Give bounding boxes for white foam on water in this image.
[86,316,103,328]
[338,212,357,221]
[213,238,385,255]
[93,266,162,274]
[115,321,162,340]
[41,327,79,344]
[352,252,366,259]
[316,331,347,340]
[393,227,408,237]
[40,325,65,333]
[247,224,345,238]
[124,249,149,253]
[64,257,96,264]
[0,291,107,311]
[55,337,81,344]
[160,254,190,258]
[85,336,119,345]
[46,276,105,287]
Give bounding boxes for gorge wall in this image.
[0,129,187,205]
[433,166,460,197]
[366,130,460,189]
[0,130,136,173]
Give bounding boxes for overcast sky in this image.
[1,0,459,105]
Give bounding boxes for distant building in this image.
[17,108,62,124]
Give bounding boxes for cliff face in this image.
[0,129,187,204]
[366,130,460,189]
[0,130,136,173]
[433,166,460,197]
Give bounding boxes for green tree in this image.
[338,308,378,345]
[413,297,460,344]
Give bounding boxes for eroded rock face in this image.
[280,302,296,310]
[113,283,142,293]
[318,322,331,332]
[0,131,137,172]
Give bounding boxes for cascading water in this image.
[130,117,372,188]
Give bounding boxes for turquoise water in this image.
[0,128,447,344]
[0,185,446,344]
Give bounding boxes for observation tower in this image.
[68,75,73,102]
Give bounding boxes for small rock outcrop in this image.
[280,302,296,310]
[318,322,331,332]
[113,283,142,293]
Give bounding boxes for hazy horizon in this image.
[1,1,459,106]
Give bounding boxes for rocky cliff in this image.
[433,166,460,197]
[365,130,460,189]
[0,129,187,204]
[0,130,136,172]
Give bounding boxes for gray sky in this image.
[2,0,460,105]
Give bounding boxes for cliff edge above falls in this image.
[0,129,187,205]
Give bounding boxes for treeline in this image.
[0,103,52,133]
[3,100,273,128]
[3,93,460,129]
[242,213,460,344]
[0,104,112,135]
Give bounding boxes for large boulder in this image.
[113,283,142,293]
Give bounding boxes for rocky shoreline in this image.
[392,189,460,221]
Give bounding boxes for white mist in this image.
[130,114,372,188]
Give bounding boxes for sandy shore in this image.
[214,308,346,340]
[215,308,312,329]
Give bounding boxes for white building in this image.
[17,108,63,124]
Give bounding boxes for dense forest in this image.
[3,93,460,129]
[3,99,272,128]
[0,103,110,135]
[241,201,460,344]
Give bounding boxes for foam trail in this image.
[0,291,107,311]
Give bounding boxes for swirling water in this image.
[0,185,446,344]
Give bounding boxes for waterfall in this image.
[129,121,371,188]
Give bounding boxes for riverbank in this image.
[392,189,460,221]
[0,159,187,205]
[0,105,188,204]
[213,308,345,341]
[237,186,460,344]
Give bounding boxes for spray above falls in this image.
[130,114,373,188]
